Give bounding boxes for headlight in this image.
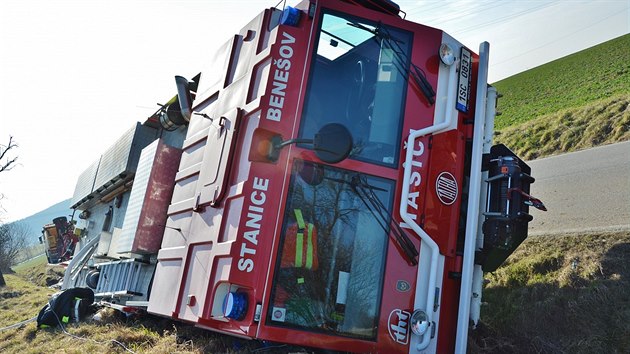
[439,43,455,66]
[410,309,429,336]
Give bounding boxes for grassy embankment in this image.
[471,34,630,353]
[493,33,630,160]
[470,231,630,353]
[4,234,628,354]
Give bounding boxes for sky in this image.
[0,0,628,222]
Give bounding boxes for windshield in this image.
[267,160,394,339]
[299,11,412,167]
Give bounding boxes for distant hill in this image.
[10,198,73,245]
[491,34,630,160]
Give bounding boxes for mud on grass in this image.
[470,231,630,354]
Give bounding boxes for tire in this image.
[85,270,100,289]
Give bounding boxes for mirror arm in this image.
[267,137,313,162]
[264,123,353,164]
[275,138,313,149]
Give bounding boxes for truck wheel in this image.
[85,270,100,289]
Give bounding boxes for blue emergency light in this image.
[223,291,248,320]
[280,6,301,27]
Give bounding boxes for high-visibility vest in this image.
[281,209,318,270]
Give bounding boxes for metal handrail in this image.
[61,234,101,290]
[399,60,457,351]
[454,42,491,354]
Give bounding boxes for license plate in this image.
[456,47,472,113]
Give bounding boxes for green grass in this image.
[11,254,47,273]
[14,244,46,265]
[493,34,630,130]
[470,231,630,353]
[489,34,630,159]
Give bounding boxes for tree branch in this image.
[0,136,19,173]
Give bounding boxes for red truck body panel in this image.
[147,1,482,352]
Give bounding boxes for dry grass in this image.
[470,231,630,354]
[3,234,630,353]
[12,255,66,287]
[494,94,630,160]
[0,261,305,354]
[1,258,56,328]
[0,279,252,354]
[0,309,277,354]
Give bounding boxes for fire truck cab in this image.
[65,1,543,353]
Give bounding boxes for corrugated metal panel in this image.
[71,158,101,207]
[116,141,155,254]
[72,123,157,210]
[94,123,156,189]
[117,139,182,254]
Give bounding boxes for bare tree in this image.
[0,136,20,286]
[0,222,29,272]
[0,136,19,174]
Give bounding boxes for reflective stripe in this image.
[294,209,305,230]
[294,209,314,269]
[331,311,344,321]
[305,224,313,269]
[295,231,303,267]
[74,299,81,323]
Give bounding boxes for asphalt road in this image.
[526,140,630,235]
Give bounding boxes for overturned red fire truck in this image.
[62,1,545,353]
[41,217,79,264]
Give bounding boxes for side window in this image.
[267,160,394,340]
[298,12,412,167]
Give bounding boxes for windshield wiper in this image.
[349,174,419,265]
[348,21,436,105]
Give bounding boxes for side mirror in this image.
[296,161,325,186]
[250,123,353,164]
[312,123,353,164]
[175,75,193,122]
